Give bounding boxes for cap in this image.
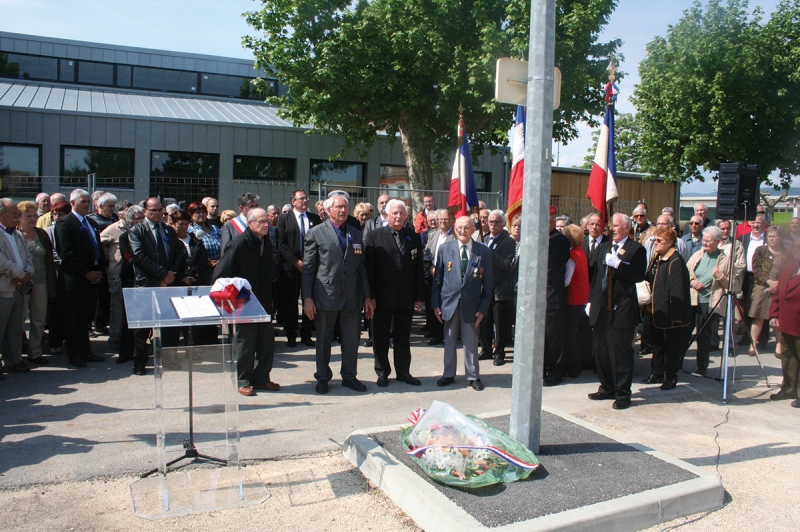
[327,190,350,199]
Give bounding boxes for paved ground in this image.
[1,318,798,531]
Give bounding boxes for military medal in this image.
[447,261,452,272]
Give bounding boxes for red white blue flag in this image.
[448,117,480,218]
[506,105,525,222]
[586,82,618,225]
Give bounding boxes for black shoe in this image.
[397,373,421,386]
[301,337,315,347]
[493,356,505,366]
[638,348,653,355]
[709,345,720,352]
[2,361,31,373]
[543,376,562,387]
[588,388,615,400]
[792,399,800,408]
[287,338,297,347]
[133,367,146,376]
[470,379,485,391]
[85,353,105,362]
[660,379,677,391]
[94,326,109,336]
[342,378,367,392]
[116,355,133,365]
[29,357,49,365]
[436,376,455,387]
[478,352,493,361]
[427,337,443,346]
[315,381,328,394]
[364,339,374,347]
[640,374,664,384]
[770,391,793,401]
[694,367,707,377]
[69,359,87,368]
[376,375,389,387]
[613,396,632,410]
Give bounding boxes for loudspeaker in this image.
[716,163,760,221]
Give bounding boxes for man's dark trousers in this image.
[373,308,413,378]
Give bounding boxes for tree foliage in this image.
[242,0,621,198]
[633,0,800,189]
[581,112,642,171]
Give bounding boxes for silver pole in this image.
[509,0,557,453]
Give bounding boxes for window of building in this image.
[234,156,295,181]
[59,59,75,82]
[117,65,132,87]
[201,74,276,100]
[151,151,219,205]
[62,147,135,188]
[133,66,197,93]
[310,160,366,195]
[0,53,57,81]
[379,165,412,199]
[78,61,114,86]
[0,144,40,177]
[474,171,492,192]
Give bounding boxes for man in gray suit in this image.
[302,195,374,394]
[423,210,454,345]
[432,216,493,391]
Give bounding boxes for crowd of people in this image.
[0,189,798,409]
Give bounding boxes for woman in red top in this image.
[769,238,800,407]
[562,224,590,378]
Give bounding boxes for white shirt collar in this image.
[612,236,628,251]
[459,239,473,252]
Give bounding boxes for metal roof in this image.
[0,81,295,129]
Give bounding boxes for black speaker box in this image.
[716,163,760,221]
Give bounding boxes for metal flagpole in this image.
[509,0,556,453]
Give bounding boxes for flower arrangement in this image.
[399,401,539,488]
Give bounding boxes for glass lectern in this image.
[124,286,271,519]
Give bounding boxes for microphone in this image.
[194,229,206,240]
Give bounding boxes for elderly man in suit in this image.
[543,207,571,387]
[423,210,454,345]
[0,199,34,375]
[432,215,493,391]
[302,194,374,394]
[363,194,390,237]
[579,213,609,370]
[54,190,107,368]
[587,213,647,409]
[214,208,279,396]
[277,189,321,347]
[364,199,425,387]
[127,197,187,375]
[478,210,516,366]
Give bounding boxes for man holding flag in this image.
[585,63,619,226]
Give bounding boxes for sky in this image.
[0,0,786,194]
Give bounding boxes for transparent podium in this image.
[123,286,271,519]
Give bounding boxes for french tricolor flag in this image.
[448,117,480,218]
[506,105,525,223]
[586,102,618,225]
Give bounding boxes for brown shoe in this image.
[253,381,280,391]
[238,386,256,396]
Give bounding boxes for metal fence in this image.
[551,197,641,223]
[313,182,502,215]
[231,180,301,210]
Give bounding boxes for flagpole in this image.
[604,60,617,314]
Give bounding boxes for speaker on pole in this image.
[716,163,760,221]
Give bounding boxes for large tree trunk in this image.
[399,124,435,215]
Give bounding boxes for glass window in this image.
[379,165,411,199]
[133,66,197,93]
[117,65,132,87]
[310,160,365,195]
[0,144,40,177]
[151,151,219,177]
[62,147,135,188]
[0,53,57,81]
[234,156,295,180]
[78,61,114,86]
[59,59,75,82]
[200,74,267,100]
[474,171,492,192]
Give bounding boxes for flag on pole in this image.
[586,82,618,225]
[448,116,480,218]
[506,105,525,222]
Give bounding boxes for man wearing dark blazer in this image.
[739,213,768,347]
[423,211,454,345]
[127,197,187,375]
[580,213,608,370]
[544,208,571,386]
[587,213,647,409]
[478,210,516,366]
[364,199,426,387]
[54,190,107,367]
[432,216,493,391]
[277,189,321,347]
[363,194,390,237]
[302,195,373,394]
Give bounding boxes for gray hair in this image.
[434,209,449,218]
[282,203,292,213]
[50,193,67,203]
[323,197,334,210]
[0,198,14,214]
[614,213,632,230]
[70,189,90,202]
[661,206,675,217]
[36,192,50,203]
[91,190,105,202]
[555,214,570,224]
[657,214,675,227]
[98,192,117,207]
[490,210,506,224]
[632,206,646,216]
[237,192,260,207]
[266,204,280,213]
[166,203,180,214]
[694,202,708,211]
[703,226,723,242]
[385,199,407,214]
[124,205,144,224]
[247,208,267,222]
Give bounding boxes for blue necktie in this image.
[82,217,101,264]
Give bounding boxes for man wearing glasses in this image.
[681,216,705,257]
[277,189,321,348]
[682,202,712,236]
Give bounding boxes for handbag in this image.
[636,281,652,306]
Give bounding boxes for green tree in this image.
[633,0,800,189]
[581,112,642,171]
[243,0,621,206]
